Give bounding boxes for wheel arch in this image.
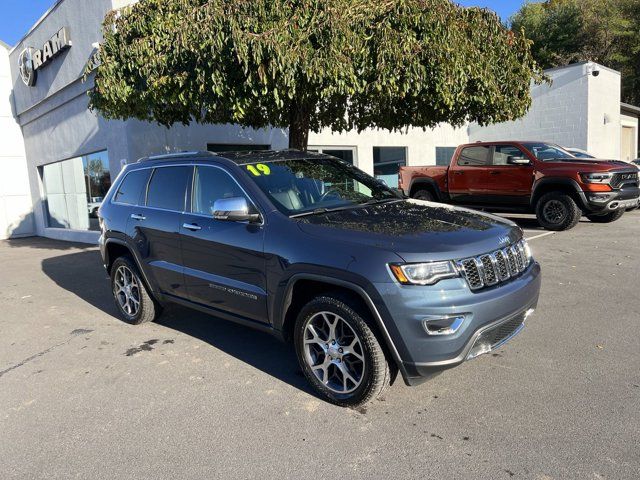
[278,273,407,383]
[531,178,588,210]
[104,238,158,296]
[409,178,442,200]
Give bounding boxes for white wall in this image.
[309,124,468,175]
[587,65,621,159]
[0,44,34,239]
[469,62,624,160]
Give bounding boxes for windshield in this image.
[242,157,400,216]
[521,142,575,161]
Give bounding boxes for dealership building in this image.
[0,0,638,243]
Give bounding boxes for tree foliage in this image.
[88,0,544,149]
[511,0,640,105]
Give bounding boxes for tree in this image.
[511,0,640,105]
[88,0,544,150]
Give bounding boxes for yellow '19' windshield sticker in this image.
[246,164,271,176]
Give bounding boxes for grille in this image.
[611,171,639,188]
[477,315,525,349]
[456,240,530,290]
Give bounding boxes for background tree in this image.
[511,0,640,105]
[88,0,544,150]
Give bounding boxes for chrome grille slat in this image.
[457,240,531,291]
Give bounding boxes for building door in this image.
[621,126,636,162]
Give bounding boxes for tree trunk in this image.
[288,97,311,150]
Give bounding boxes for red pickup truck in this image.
[398,141,640,231]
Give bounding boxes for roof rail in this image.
[137,151,216,163]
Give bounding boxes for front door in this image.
[127,165,192,299]
[484,145,535,205]
[180,165,268,323]
[448,145,490,204]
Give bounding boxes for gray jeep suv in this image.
[99,150,541,406]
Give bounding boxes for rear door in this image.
[448,145,490,203]
[127,165,192,299]
[485,144,535,205]
[180,164,268,323]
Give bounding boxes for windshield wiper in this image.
[290,206,354,218]
[360,197,402,206]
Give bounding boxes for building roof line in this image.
[8,0,65,54]
[621,102,640,114]
[544,61,620,76]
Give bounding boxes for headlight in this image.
[580,172,612,183]
[522,239,532,263]
[389,261,458,285]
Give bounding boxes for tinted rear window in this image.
[114,169,151,205]
[146,166,191,211]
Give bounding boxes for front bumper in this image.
[584,186,640,212]
[373,261,541,386]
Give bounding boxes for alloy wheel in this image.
[302,311,365,394]
[113,265,141,317]
[543,199,567,224]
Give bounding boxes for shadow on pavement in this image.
[5,236,97,251]
[41,250,310,395]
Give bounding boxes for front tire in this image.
[294,294,390,407]
[535,192,582,231]
[586,209,624,223]
[110,256,161,325]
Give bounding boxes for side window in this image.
[458,146,490,166]
[492,145,528,166]
[114,169,151,205]
[192,166,247,215]
[146,166,191,211]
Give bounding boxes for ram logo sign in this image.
[18,27,72,87]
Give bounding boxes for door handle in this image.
[453,171,464,175]
[489,171,501,175]
[130,213,146,221]
[182,223,202,231]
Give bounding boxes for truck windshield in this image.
[242,157,400,216]
[521,142,575,161]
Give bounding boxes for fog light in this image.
[422,314,467,336]
[588,193,613,203]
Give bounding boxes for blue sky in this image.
[1,0,527,47]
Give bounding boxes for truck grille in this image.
[610,171,639,188]
[456,240,530,291]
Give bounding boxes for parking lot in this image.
[1,212,639,480]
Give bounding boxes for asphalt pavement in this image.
[1,212,639,479]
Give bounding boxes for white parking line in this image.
[525,231,555,241]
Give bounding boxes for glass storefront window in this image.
[41,150,111,231]
[373,147,406,188]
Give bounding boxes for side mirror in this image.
[212,197,261,223]
[507,156,531,165]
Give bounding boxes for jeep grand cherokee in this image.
[99,150,541,406]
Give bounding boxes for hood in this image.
[543,158,634,171]
[296,199,522,262]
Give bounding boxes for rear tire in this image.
[413,189,434,201]
[535,192,582,231]
[294,294,390,407]
[110,256,162,325]
[586,209,624,223]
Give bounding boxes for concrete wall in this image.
[469,63,590,150]
[0,43,34,240]
[469,62,624,160]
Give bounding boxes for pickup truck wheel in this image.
[586,209,624,223]
[110,256,162,325]
[413,189,433,201]
[535,192,582,231]
[294,295,390,407]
